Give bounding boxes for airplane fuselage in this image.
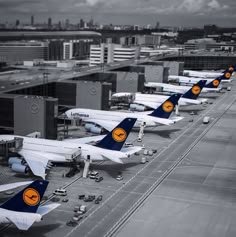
[183,70,223,78]
[145,82,221,93]
[67,108,174,127]
[169,75,231,84]
[116,93,202,106]
[0,135,128,162]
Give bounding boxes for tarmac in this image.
[0,79,235,237]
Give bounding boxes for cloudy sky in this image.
[0,0,235,27]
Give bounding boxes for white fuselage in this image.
[169,75,231,84]
[183,70,223,78]
[0,135,129,162]
[113,93,202,106]
[66,108,174,127]
[145,82,221,93]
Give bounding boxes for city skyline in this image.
[0,0,235,27]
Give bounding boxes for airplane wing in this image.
[170,116,184,123]
[37,203,61,216]
[0,181,32,192]
[18,150,50,179]
[65,135,106,144]
[134,100,160,109]
[121,146,143,156]
[6,212,41,230]
[100,149,126,163]
[86,119,119,131]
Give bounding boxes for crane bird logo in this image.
[225,72,231,79]
[112,128,127,142]
[212,79,220,87]
[191,85,201,95]
[162,101,174,113]
[23,188,40,206]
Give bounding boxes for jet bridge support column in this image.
[175,104,180,116]
[138,122,146,142]
[83,155,91,178]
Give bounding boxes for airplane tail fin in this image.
[148,94,181,119]
[220,70,233,80]
[0,180,48,213]
[182,80,206,100]
[223,65,236,73]
[205,76,222,88]
[96,118,137,151]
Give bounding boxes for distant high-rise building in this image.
[15,20,20,27]
[65,19,70,29]
[48,17,52,29]
[204,24,218,35]
[155,21,160,29]
[79,19,85,29]
[88,17,94,28]
[134,25,139,31]
[31,15,34,26]
[58,21,61,29]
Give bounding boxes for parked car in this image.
[53,188,67,196]
[78,195,85,200]
[116,175,123,181]
[89,170,99,179]
[95,176,103,182]
[96,195,103,201]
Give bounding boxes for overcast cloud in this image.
[0,0,235,27]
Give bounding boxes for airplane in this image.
[169,70,233,85]
[145,76,222,94]
[0,180,60,230]
[0,118,142,179]
[183,65,235,78]
[112,80,207,111]
[65,94,183,134]
[0,181,33,193]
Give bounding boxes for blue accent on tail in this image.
[205,76,222,88]
[96,118,137,151]
[221,70,233,79]
[0,180,48,213]
[182,80,206,100]
[223,65,236,73]
[148,94,181,119]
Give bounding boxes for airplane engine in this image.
[11,163,29,174]
[8,157,22,166]
[85,124,103,134]
[89,126,103,134]
[130,104,146,111]
[84,123,93,131]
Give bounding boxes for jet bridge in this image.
[0,137,23,158]
[65,148,81,162]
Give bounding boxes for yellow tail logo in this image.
[212,79,220,87]
[23,188,40,206]
[191,85,201,95]
[162,101,174,113]
[112,128,127,142]
[225,72,231,79]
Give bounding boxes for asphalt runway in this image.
[114,84,236,237]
